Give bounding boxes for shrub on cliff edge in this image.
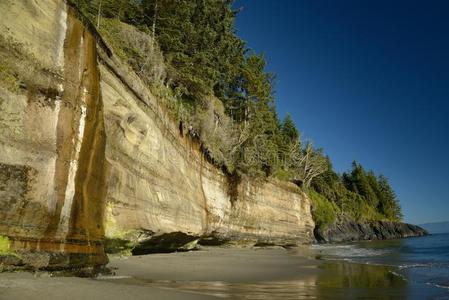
[309,190,337,229]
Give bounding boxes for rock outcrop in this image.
[314,219,428,243]
[0,0,314,269]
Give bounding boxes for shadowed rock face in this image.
[0,1,107,269]
[314,219,428,244]
[0,0,315,267]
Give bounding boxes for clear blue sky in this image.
[234,0,449,224]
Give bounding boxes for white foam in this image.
[426,282,449,290]
[398,263,429,269]
[434,284,449,290]
[96,275,132,280]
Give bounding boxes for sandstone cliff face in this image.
[98,33,314,251]
[0,0,107,269]
[0,0,314,269]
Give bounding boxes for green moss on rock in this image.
[0,236,11,254]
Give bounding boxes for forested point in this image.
[71,0,402,228]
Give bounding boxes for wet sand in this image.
[109,247,319,282]
[0,246,444,299]
[0,271,214,300]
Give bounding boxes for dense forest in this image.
[72,0,402,229]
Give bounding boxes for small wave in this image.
[398,262,449,270]
[311,245,353,250]
[434,284,449,290]
[96,275,132,280]
[398,263,429,269]
[312,244,390,258]
[426,282,449,290]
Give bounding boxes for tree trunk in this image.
[96,0,102,28]
[151,0,158,52]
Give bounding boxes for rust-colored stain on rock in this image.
[0,2,107,269]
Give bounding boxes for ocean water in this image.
[312,233,449,299]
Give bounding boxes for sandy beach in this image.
[0,246,444,299]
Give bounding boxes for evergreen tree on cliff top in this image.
[377,175,402,221]
[140,0,246,100]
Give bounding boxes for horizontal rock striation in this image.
[99,42,315,252]
[314,219,428,243]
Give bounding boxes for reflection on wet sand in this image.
[316,262,408,299]
[130,263,407,299]
[97,277,318,299]
[3,247,443,299]
[98,253,410,300]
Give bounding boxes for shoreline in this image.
[0,245,446,299]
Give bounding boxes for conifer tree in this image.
[377,175,402,221]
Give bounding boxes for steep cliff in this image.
[0,0,314,270]
[98,43,314,252]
